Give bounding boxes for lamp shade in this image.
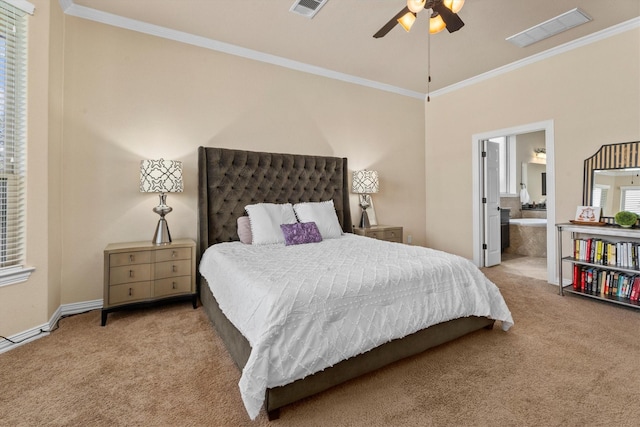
[407,0,426,14]
[140,159,183,193]
[443,0,465,14]
[352,170,379,194]
[397,12,416,32]
[429,13,446,34]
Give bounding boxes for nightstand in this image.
[102,238,197,326]
[353,225,403,243]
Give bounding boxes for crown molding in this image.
[58,0,425,100]
[59,2,638,101]
[430,16,640,99]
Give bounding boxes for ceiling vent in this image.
[506,8,592,48]
[289,0,328,19]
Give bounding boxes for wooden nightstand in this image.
[353,225,403,243]
[102,238,197,326]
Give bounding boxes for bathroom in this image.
[500,131,547,261]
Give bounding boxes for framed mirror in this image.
[583,141,640,217]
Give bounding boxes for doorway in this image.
[471,120,557,285]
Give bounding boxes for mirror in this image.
[526,162,546,203]
[583,141,640,217]
[592,168,640,216]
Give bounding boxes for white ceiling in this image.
[68,0,640,98]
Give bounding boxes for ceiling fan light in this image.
[429,13,446,34]
[443,0,465,14]
[398,12,417,32]
[407,0,426,14]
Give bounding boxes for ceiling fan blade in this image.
[432,2,465,33]
[373,6,410,38]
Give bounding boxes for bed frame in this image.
[197,147,495,420]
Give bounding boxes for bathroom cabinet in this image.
[500,208,510,251]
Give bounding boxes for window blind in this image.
[592,186,609,210]
[621,187,640,214]
[0,0,27,270]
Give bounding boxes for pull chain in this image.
[427,21,431,102]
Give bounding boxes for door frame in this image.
[471,120,557,285]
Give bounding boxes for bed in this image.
[197,147,513,420]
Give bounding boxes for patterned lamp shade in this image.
[140,159,183,193]
[352,170,379,194]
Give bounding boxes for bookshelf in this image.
[557,223,640,309]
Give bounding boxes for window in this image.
[592,184,609,210]
[490,135,516,196]
[620,186,640,214]
[0,0,33,287]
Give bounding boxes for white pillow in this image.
[293,200,343,239]
[245,203,297,245]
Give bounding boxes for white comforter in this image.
[199,234,513,420]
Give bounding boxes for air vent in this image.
[506,8,592,48]
[290,0,328,19]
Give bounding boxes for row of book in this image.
[573,238,640,269]
[573,264,640,301]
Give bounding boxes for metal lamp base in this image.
[359,209,371,228]
[152,193,173,245]
[152,217,172,245]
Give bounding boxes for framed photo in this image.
[574,206,601,222]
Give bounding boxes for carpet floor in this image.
[1,265,640,426]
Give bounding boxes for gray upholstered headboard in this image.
[197,147,352,260]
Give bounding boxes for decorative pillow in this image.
[245,203,298,245]
[293,200,343,239]
[280,222,323,246]
[237,216,252,244]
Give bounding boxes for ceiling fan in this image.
[373,0,465,38]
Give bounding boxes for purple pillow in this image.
[280,222,323,246]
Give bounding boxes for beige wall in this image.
[425,28,640,258]
[47,0,65,324]
[0,1,64,337]
[2,5,638,339]
[59,18,426,305]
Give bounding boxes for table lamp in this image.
[140,159,183,245]
[352,170,379,228]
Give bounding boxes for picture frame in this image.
[574,206,601,222]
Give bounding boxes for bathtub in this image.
[505,218,547,256]
[509,218,547,227]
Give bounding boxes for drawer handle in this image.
[172,251,177,258]
[128,287,133,296]
[129,270,134,278]
[129,254,134,262]
[172,281,177,290]
[172,265,177,273]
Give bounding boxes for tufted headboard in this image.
[197,147,352,260]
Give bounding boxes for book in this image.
[586,269,594,293]
[611,272,619,296]
[630,277,640,301]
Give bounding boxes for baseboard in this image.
[0,322,51,354]
[0,299,103,355]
